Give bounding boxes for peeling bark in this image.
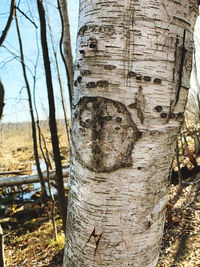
[63,1,198,266]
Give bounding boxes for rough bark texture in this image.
[63,1,198,266]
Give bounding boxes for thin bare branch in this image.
[15,6,38,28]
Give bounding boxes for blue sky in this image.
[0,0,79,123]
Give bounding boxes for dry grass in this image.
[0,120,69,266]
[0,120,70,172]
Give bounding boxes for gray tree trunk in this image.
[58,0,74,106]
[63,1,198,266]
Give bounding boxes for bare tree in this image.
[37,0,67,231]
[63,1,198,266]
[45,0,70,147]
[57,0,74,107]
[14,8,47,197]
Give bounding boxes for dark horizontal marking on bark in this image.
[144,76,151,82]
[137,167,142,170]
[79,50,85,54]
[136,74,142,81]
[87,82,97,88]
[104,65,116,70]
[89,43,97,49]
[74,80,77,86]
[81,70,91,76]
[161,113,167,118]
[97,80,109,87]
[128,71,136,78]
[115,127,120,130]
[104,116,112,121]
[78,24,115,36]
[155,106,163,112]
[128,103,137,109]
[154,78,162,84]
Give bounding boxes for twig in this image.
[15,7,38,28]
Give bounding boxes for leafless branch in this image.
[15,6,38,28]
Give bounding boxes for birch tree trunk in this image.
[63,1,198,266]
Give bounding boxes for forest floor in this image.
[0,121,200,266]
[158,181,200,266]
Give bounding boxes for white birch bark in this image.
[63,1,198,266]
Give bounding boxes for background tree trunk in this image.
[37,0,67,231]
[14,10,47,198]
[0,81,5,267]
[63,1,198,266]
[58,0,74,107]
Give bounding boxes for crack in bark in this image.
[175,29,186,106]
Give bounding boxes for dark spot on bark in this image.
[88,38,97,49]
[128,103,137,109]
[72,104,76,109]
[104,116,112,121]
[161,113,167,118]
[177,112,184,118]
[128,71,136,78]
[148,221,152,228]
[74,80,78,86]
[77,76,82,83]
[74,111,78,118]
[116,117,122,123]
[169,113,175,119]
[104,65,116,70]
[79,50,85,55]
[87,82,97,88]
[89,43,97,49]
[78,25,88,35]
[155,106,163,112]
[137,167,142,170]
[137,132,143,138]
[73,96,139,172]
[136,74,142,81]
[144,76,151,82]
[82,70,91,76]
[97,80,109,87]
[154,78,162,84]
